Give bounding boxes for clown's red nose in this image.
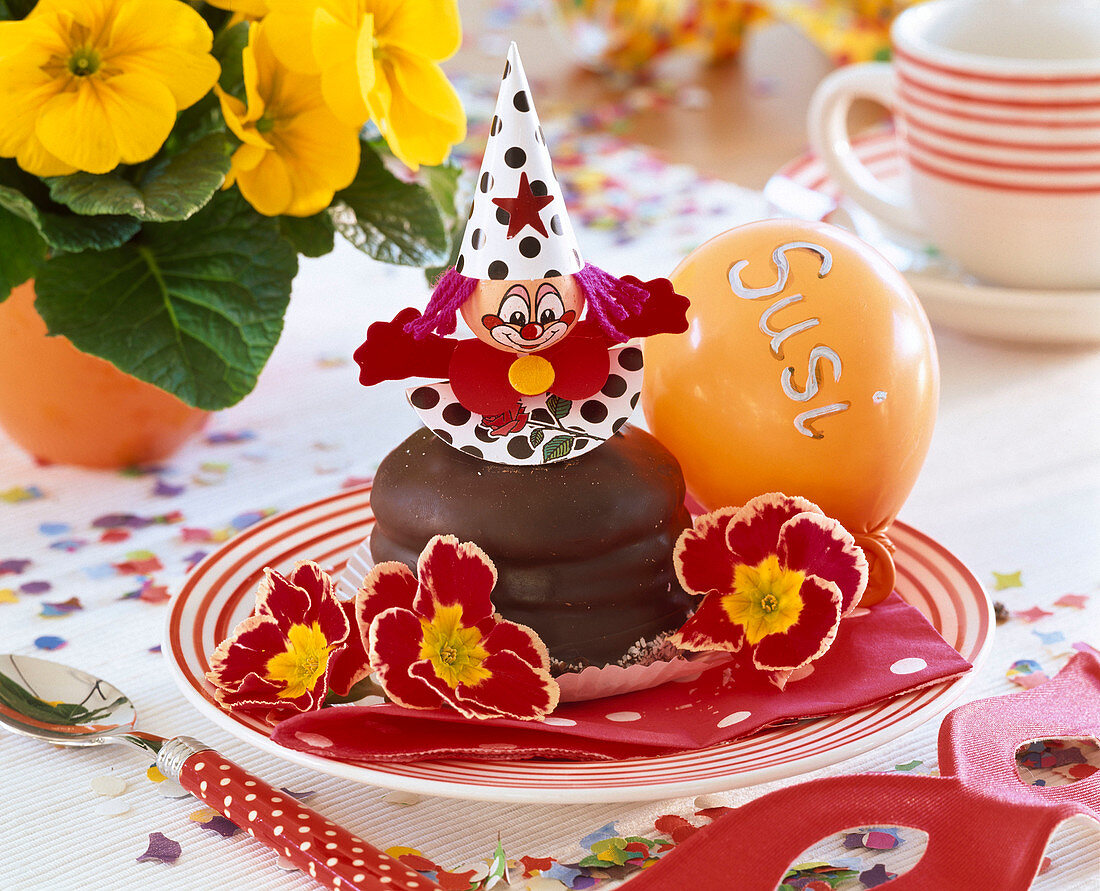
[520,323,541,340]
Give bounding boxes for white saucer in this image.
[765,131,1100,346]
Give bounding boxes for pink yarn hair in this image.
[405,263,647,343]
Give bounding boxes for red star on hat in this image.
[492,172,553,239]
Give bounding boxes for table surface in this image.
[2,9,1099,891]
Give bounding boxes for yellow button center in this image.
[508,354,555,396]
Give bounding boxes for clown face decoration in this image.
[461,277,584,354]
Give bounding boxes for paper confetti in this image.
[20,580,51,594]
[90,775,126,797]
[894,760,923,771]
[1007,659,1049,689]
[153,479,185,498]
[485,837,509,889]
[33,635,66,650]
[1014,606,1054,624]
[1033,629,1066,645]
[205,431,256,445]
[39,522,71,535]
[136,832,181,864]
[382,790,424,806]
[0,589,18,604]
[39,597,82,617]
[113,552,164,575]
[859,862,896,887]
[0,558,31,575]
[94,799,131,817]
[1,485,44,503]
[1055,594,1089,609]
[992,570,1023,591]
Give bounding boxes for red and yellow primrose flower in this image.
[671,493,869,688]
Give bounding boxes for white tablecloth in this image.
[2,141,1098,889]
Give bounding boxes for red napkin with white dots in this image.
[272,593,971,761]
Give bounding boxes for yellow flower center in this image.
[264,622,332,699]
[721,555,805,645]
[418,605,492,689]
[67,47,101,77]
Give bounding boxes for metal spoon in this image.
[0,653,437,891]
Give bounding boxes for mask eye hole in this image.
[497,292,529,328]
[536,289,565,327]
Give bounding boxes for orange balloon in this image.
[0,281,209,468]
[643,220,938,605]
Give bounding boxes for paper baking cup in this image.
[554,651,728,702]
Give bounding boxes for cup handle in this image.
[807,63,924,238]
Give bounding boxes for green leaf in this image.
[546,393,572,419]
[0,0,36,18]
[420,160,465,282]
[0,161,139,253]
[46,133,233,223]
[331,141,449,267]
[214,21,249,94]
[35,190,298,410]
[529,428,545,447]
[542,434,574,463]
[279,212,336,258]
[0,205,46,301]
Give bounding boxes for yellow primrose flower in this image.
[0,0,220,176]
[216,22,361,217]
[205,0,270,19]
[264,0,466,170]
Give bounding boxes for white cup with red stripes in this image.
[807,0,1100,290]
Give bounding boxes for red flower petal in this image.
[724,493,821,567]
[254,567,313,626]
[207,615,286,687]
[368,607,445,710]
[669,591,746,654]
[482,618,551,672]
[407,660,498,720]
[414,535,497,624]
[673,507,738,598]
[328,599,371,696]
[777,513,868,617]
[215,670,323,716]
[750,575,842,671]
[451,649,560,721]
[356,561,419,634]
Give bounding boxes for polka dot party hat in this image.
[456,42,584,281]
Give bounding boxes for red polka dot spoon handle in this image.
[160,737,440,891]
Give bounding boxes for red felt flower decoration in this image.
[356,535,559,721]
[206,562,370,721]
[670,493,868,686]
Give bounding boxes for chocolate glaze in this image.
[369,426,693,668]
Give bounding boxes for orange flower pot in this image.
[0,281,210,468]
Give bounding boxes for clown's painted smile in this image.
[478,282,578,353]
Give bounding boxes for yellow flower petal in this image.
[237,151,295,216]
[264,0,323,74]
[274,108,360,215]
[230,141,268,174]
[37,74,175,173]
[373,0,461,61]
[375,52,465,168]
[215,84,272,149]
[105,0,220,109]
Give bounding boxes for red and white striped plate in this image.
[165,484,992,803]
